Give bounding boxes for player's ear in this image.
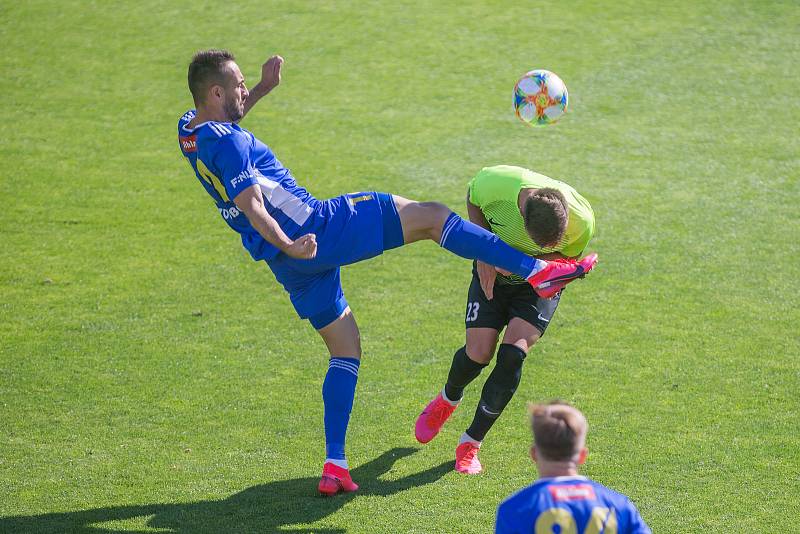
[210,84,224,102]
[530,445,537,463]
[576,447,588,465]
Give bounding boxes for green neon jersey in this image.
[468,165,595,260]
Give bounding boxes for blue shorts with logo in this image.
[266,192,404,329]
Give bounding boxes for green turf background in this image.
[1,0,798,532]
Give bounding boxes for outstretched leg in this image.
[391,196,594,294]
[393,197,539,277]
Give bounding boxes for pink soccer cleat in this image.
[455,442,483,474]
[318,462,359,496]
[415,393,458,444]
[528,253,598,298]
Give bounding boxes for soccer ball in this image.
[513,70,569,126]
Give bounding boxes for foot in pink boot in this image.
[529,253,598,298]
[455,441,483,474]
[415,393,458,444]
[318,462,359,496]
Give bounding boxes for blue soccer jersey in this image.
[177,109,404,329]
[177,109,321,261]
[496,476,651,534]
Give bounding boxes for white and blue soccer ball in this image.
[513,70,569,126]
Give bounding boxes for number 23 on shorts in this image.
[466,302,480,322]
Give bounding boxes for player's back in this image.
[496,476,650,534]
[469,165,595,259]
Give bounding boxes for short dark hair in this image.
[188,49,236,105]
[530,401,587,462]
[523,188,568,248]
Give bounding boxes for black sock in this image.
[444,346,488,402]
[466,344,526,441]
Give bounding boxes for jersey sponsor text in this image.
[548,483,597,502]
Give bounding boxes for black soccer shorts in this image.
[464,264,561,335]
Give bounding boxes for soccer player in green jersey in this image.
[414,165,596,474]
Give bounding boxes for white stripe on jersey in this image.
[209,123,226,137]
[256,174,313,227]
[211,123,230,135]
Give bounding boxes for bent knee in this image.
[465,344,496,365]
[418,202,452,240]
[419,201,451,215]
[496,343,527,369]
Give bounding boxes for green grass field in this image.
[1,0,799,532]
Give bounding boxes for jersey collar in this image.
[533,475,589,486]
[180,109,233,134]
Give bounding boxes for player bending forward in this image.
[177,50,597,496]
[495,402,651,533]
[416,165,596,473]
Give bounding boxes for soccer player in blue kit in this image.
[496,402,650,533]
[177,49,598,496]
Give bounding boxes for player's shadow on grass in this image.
[1,447,450,533]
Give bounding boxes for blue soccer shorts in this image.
[266,192,404,329]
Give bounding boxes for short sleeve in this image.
[626,501,652,534]
[468,167,499,208]
[468,166,521,209]
[468,172,483,207]
[560,223,593,257]
[494,502,516,534]
[213,131,260,200]
[559,193,595,257]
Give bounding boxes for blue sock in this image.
[439,213,543,279]
[322,357,360,462]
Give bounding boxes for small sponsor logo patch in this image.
[548,484,596,502]
[348,193,373,206]
[180,135,197,152]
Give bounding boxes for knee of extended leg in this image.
[430,201,452,217]
[418,202,451,236]
[414,200,449,213]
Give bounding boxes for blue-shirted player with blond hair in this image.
[496,401,650,533]
[177,49,598,496]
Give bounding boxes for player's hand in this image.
[285,233,317,259]
[477,261,497,300]
[259,55,284,92]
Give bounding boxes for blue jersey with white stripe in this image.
[177,109,321,261]
[496,476,651,534]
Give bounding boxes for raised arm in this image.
[233,184,317,259]
[240,55,284,119]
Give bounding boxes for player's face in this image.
[222,62,248,122]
